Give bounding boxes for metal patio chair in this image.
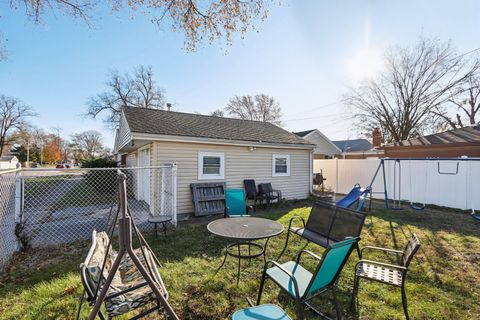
[351,234,421,320]
[232,299,292,320]
[258,183,282,207]
[244,179,267,212]
[278,201,366,259]
[257,237,361,320]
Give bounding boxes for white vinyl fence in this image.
[314,158,480,210]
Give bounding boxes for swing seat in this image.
[80,231,168,318]
[410,203,426,211]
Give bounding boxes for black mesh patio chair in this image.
[258,183,282,207]
[278,200,366,259]
[351,234,421,320]
[244,179,267,212]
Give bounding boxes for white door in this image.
[137,148,151,206]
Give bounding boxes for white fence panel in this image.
[314,159,480,210]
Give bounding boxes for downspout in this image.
[309,149,314,195]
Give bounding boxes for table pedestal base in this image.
[216,239,270,284]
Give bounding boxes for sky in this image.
[1,0,480,148]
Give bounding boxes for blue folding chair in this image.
[336,184,371,212]
[225,188,250,217]
[257,237,361,319]
[232,303,292,320]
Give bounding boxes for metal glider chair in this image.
[336,183,372,212]
[76,173,179,320]
[351,234,421,320]
[257,237,361,320]
[225,188,251,217]
[278,201,366,260]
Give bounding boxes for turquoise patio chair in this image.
[225,188,250,217]
[257,237,361,320]
[232,303,292,320]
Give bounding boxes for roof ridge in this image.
[122,105,278,126]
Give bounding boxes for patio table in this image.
[207,217,284,284]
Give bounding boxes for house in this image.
[297,128,385,159]
[293,129,341,159]
[383,124,480,158]
[332,128,384,159]
[114,106,315,216]
[0,156,19,170]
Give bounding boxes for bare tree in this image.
[71,130,104,159]
[226,94,282,126]
[209,109,225,117]
[431,74,480,129]
[86,65,166,129]
[0,95,36,157]
[345,38,480,143]
[7,0,270,52]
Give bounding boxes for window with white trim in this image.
[198,152,225,180]
[272,154,290,177]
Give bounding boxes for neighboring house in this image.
[0,156,19,170]
[114,106,315,216]
[332,128,384,159]
[383,124,480,158]
[294,129,341,159]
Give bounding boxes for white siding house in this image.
[294,129,341,159]
[115,107,315,215]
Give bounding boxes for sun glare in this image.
[347,47,384,82]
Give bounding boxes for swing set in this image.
[369,157,480,221]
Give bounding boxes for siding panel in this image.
[153,142,311,214]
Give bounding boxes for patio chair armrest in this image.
[264,260,301,299]
[288,216,306,230]
[296,249,322,264]
[356,259,407,271]
[360,246,404,258]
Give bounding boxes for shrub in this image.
[81,157,118,195]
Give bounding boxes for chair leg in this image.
[277,230,291,260]
[350,275,360,311]
[401,285,409,320]
[296,300,305,320]
[332,287,342,320]
[256,273,267,305]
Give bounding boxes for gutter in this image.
[127,132,316,150]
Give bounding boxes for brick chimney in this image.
[372,127,382,148]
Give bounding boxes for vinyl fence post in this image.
[171,163,177,226]
[335,158,339,195]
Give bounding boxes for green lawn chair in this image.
[257,237,361,320]
[225,188,250,217]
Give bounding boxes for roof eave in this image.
[129,132,315,150]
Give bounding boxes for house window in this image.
[198,152,225,180]
[272,154,290,177]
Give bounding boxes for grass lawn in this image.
[0,200,479,319]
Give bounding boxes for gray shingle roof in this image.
[332,139,373,152]
[123,106,313,146]
[390,125,480,147]
[293,129,316,137]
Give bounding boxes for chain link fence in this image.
[0,169,20,271]
[15,165,177,248]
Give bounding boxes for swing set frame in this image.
[369,157,480,218]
